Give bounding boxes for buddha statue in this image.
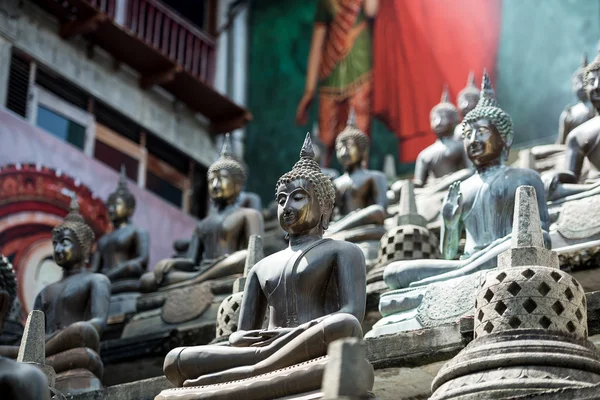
[413,86,469,188]
[367,71,552,338]
[453,72,480,141]
[157,134,366,398]
[34,197,111,391]
[0,256,50,400]
[140,135,264,292]
[556,53,595,145]
[545,48,600,201]
[311,123,340,181]
[326,116,387,239]
[384,69,551,290]
[90,166,149,294]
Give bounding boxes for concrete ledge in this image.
[67,376,172,400]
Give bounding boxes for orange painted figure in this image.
[296,0,379,165]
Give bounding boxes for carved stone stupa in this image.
[430,186,600,399]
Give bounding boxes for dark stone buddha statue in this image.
[156,134,367,399]
[140,135,264,292]
[90,166,149,294]
[453,72,480,141]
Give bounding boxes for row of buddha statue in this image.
[3,46,600,399]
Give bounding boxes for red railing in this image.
[89,0,216,85]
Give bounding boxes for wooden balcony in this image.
[34,0,251,134]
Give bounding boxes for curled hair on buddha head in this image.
[430,85,460,125]
[276,133,336,219]
[208,133,247,186]
[107,165,136,211]
[0,254,17,315]
[458,72,480,103]
[52,196,95,261]
[335,109,370,157]
[584,44,600,87]
[462,69,514,155]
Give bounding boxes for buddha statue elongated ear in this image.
[320,200,333,231]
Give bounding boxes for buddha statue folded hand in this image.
[140,135,264,292]
[156,134,370,400]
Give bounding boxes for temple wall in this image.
[0,0,216,167]
[0,109,197,309]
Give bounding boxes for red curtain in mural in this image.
[372,0,502,162]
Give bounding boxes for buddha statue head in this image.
[461,69,514,168]
[208,133,247,206]
[335,111,370,170]
[457,72,480,117]
[584,47,600,112]
[107,165,136,226]
[0,255,17,333]
[430,85,460,138]
[276,133,336,236]
[52,197,95,268]
[572,53,589,103]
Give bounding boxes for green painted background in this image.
[243,0,408,203]
[244,0,600,202]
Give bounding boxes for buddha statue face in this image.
[336,137,363,168]
[430,109,457,137]
[463,118,506,167]
[209,168,240,204]
[458,94,479,118]
[586,69,600,111]
[107,195,132,224]
[53,228,83,269]
[277,178,322,235]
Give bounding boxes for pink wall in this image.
[0,109,198,269]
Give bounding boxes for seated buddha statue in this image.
[557,53,595,145]
[546,49,600,201]
[326,117,387,239]
[0,255,51,400]
[157,134,366,398]
[140,136,264,292]
[453,72,480,141]
[413,86,469,188]
[383,70,551,290]
[90,166,149,294]
[34,198,111,390]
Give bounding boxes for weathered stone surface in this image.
[396,181,427,227]
[557,193,600,240]
[498,246,560,269]
[18,310,45,364]
[511,185,545,249]
[322,339,373,399]
[66,376,172,400]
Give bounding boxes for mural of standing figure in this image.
[296,0,380,164]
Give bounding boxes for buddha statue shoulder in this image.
[384,70,551,290]
[33,198,111,387]
[158,134,367,397]
[90,166,149,293]
[140,134,264,292]
[557,53,596,145]
[546,48,600,201]
[414,86,469,188]
[453,72,480,141]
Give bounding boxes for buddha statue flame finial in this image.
[467,71,476,88]
[582,53,588,68]
[440,85,450,103]
[300,132,316,160]
[118,164,127,189]
[347,107,357,128]
[221,133,234,159]
[478,69,498,108]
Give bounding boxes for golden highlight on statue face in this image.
[336,138,362,167]
[108,196,130,222]
[277,179,322,234]
[463,118,505,166]
[53,229,81,267]
[209,169,239,202]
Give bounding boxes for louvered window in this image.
[6,52,31,118]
